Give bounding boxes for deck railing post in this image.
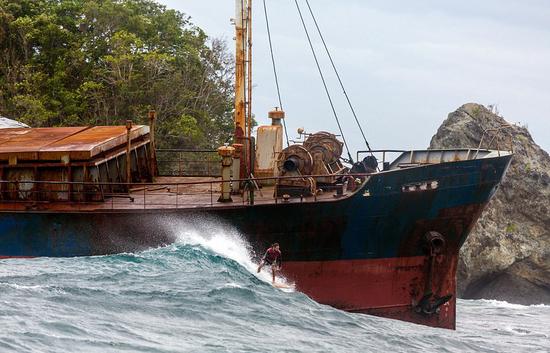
[249,180,254,206]
[217,145,235,202]
[148,110,157,179]
[125,120,133,190]
[179,152,182,176]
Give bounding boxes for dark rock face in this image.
[430,103,550,305]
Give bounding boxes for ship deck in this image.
[0,176,347,212]
[0,148,513,213]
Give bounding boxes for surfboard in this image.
[272,282,294,290]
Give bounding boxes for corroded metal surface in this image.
[0,128,32,144]
[276,145,316,195]
[255,123,283,180]
[283,255,457,329]
[303,131,343,165]
[277,145,313,175]
[0,126,149,161]
[40,125,149,160]
[0,127,87,160]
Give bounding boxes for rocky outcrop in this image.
[430,103,550,305]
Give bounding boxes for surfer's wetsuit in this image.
[262,247,282,267]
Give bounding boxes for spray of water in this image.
[161,216,294,290]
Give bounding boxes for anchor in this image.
[414,231,453,315]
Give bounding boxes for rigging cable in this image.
[293,0,354,163]
[304,0,372,152]
[262,0,290,146]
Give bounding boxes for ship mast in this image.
[234,0,252,140]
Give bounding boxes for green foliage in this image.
[0,0,234,149]
[505,223,517,234]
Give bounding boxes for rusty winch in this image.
[275,131,347,196]
[303,131,346,184]
[276,145,316,197]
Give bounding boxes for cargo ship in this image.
[0,1,512,329]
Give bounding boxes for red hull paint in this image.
[282,255,457,329]
[0,256,34,259]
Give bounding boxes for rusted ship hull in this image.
[0,154,512,329]
[283,255,458,329]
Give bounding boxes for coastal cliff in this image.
[430,103,550,304]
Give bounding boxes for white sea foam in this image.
[164,217,294,290]
[0,282,65,295]
[223,282,243,289]
[0,282,44,290]
[478,299,549,309]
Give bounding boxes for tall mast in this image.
[234,0,251,139]
[246,0,253,138]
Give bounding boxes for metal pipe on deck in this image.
[126,120,132,185]
[231,143,243,194]
[218,145,235,202]
[148,110,157,179]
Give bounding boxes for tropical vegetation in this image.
[0,0,234,148]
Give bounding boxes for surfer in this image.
[257,243,282,283]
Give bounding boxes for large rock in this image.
[430,103,550,305]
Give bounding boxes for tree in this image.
[0,0,234,149]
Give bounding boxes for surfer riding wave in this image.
[257,243,282,284]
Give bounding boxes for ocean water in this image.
[1,222,548,353]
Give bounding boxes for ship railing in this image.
[155,149,221,177]
[0,173,374,210]
[356,142,514,171]
[473,124,514,159]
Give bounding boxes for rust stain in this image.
[0,126,149,161]
[0,127,87,160]
[40,125,149,160]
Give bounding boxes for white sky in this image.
[159,0,550,153]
